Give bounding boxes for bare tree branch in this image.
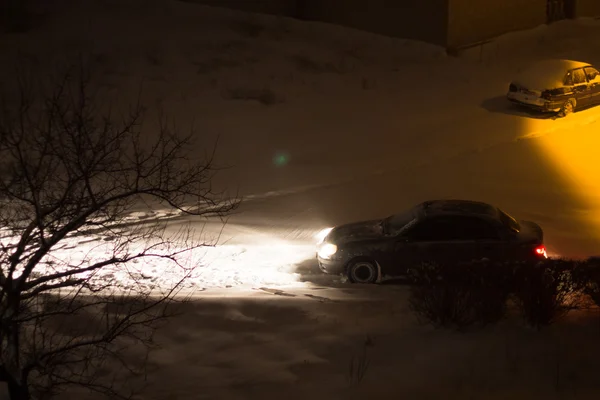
[0,62,239,399]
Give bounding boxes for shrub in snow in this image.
[512,259,585,330]
[407,260,512,331]
[574,259,600,308]
[408,259,595,331]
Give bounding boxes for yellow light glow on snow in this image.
[528,109,600,238]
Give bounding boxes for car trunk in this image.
[510,83,543,97]
[516,220,544,244]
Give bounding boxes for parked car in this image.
[316,200,546,284]
[506,59,600,117]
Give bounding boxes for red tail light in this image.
[534,244,547,258]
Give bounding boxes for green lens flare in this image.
[273,152,289,166]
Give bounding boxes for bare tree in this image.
[0,66,237,399]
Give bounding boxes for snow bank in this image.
[459,18,600,70]
[4,0,600,267]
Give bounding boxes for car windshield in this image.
[383,209,417,235]
[498,208,520,233]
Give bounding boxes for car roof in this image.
[417,200,498,219]
[533,59,591,71]
[513,59,593,90]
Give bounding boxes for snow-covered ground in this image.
[43,220,316,291]
[3,0,600,290]
[5,1,600,399]
[59,291,600,400]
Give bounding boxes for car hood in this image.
[512,62,568,91]
[326,219,385,244]
[515,220,544,243]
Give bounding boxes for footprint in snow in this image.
[304,294,333,302]
[257,287,296,297]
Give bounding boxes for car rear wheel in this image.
[559,99,575,117]
[346,259,378,284]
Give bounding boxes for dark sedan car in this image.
[316,200,546,284]
[506,59,600,117]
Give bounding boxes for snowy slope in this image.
[6,5,600,400]
[3,0,600,291]
[62,293,600,400]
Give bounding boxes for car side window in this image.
[564,71,573,86]
[406,216,500,242]
[584,67,600,82]
[406,217,459,241]
[458,217,501,240]
[572,68,587,85]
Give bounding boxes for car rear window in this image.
[498,208,520,233]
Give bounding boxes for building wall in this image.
[181,0,298,16]
[300,0,449,46]
[184,0,598,50]
[447,0,547,48]
[576,0,600,17]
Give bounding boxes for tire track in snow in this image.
[238,110,600,203]
[113,109,598,230]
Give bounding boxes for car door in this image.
[584,66,600,104]
[414,215,505,263]
[457,216,506,261]
[570,68,593,107]
[392,216,476,274]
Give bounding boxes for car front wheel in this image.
[346,259,378,284]
[559,99,575,117]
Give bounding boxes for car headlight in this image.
[315,227,333,244]
[317,243,337,259]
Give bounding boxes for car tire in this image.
[558,99,575,117]
[346,259,378,284]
